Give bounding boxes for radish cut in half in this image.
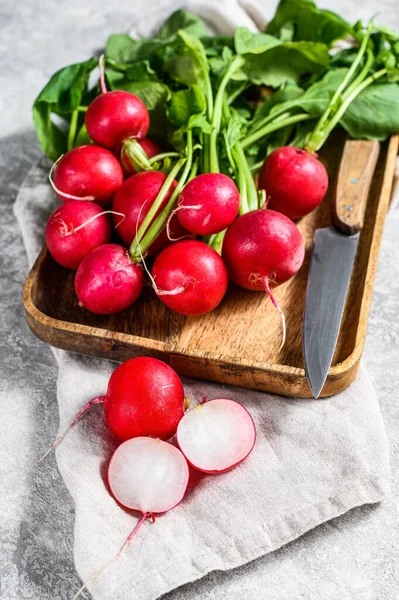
[177,399,256,474]
[108,437,189,513]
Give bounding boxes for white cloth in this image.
[13,6,393,598]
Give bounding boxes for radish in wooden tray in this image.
[222,209,305,349]
[50,145,124,206]
[151,239,229,316]
[85,89,150,150]
[119,137,162,176]
[111,170,186,255]
[45,200,114,269]
[174,172,240,236]
[258,147,329,220]
[75,243,144,314]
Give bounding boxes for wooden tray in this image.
[23,134,398,397]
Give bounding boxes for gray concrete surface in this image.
[0,0,398,598]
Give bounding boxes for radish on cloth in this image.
[177,398,256,473]
[108,437,189,512]
[72,437,189,600]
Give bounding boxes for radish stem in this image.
[210,56,245,173]
[241,114,313,149]
[67,110,79,151]
[122,138,153,172]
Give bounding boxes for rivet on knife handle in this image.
[331,140,380,236]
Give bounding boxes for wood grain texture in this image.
[332,140,380,235]
[23,134,399,397]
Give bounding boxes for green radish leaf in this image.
[168,85,206,127]
[234,28,280,55]
[236,41,330,87]
[295,68,347,115]
[253,82,304,123]
[289,118,317,147]
[202,35,235,57]
[340,83,399,140]
[164,31,209,88]
[32,57,97,160]
[330,48,359,68]
[125,60,159,82]
[225,116,247,147]
[74,123,92,147]
[279,21,295,42]
[186,113,212,133]
[156,9,208,39]
[267,0,352,46]
[169,109,212,151]
[105,34,138,63]
[208,46,235,78]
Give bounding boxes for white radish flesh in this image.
[108,437,189,513]
[177,399,256,474]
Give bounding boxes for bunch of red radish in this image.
[45,82,329,344]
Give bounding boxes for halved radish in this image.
[177,399,256,474]
[73,437,189,599]
[108,437,189,513]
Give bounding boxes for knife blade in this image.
[303,139,380,398]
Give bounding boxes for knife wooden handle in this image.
[332,139,380,235]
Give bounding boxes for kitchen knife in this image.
[303,139,380,398]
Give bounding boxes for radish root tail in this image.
[263,277,286,352]
[166,205,200,242]
[99,54,107,94]
[49,156,96,202]
[134,202,188,297]
[72,512,151,600]
[0,397,105,475]
[62,211,125,237]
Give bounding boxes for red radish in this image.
[45,201,112,269]
[85,90,149,149]
[112,170,187,256]
[120,138,162,176]
[176,173,240,235]
[51,145,123,207]
[72,437,189,599]
[151,240,228,316]
[258,147,329,220]
[222,209,305,348]
[177,399,256,474]
[108,437,189,512]
[103,357,185,441]
[75,243,143,314]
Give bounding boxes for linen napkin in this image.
[13,6,392,598]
